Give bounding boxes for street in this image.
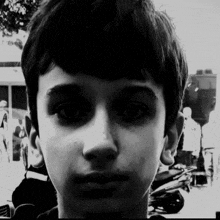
[0,160,220,218]
[161,184,220,218]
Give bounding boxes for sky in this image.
[154,0,220,75]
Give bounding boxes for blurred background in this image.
[0,0,220,218]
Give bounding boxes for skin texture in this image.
[34,66,178,218]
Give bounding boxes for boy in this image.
[16,0,188,218]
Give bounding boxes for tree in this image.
[0,0,41,36]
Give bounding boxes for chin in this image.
[78,197,136,215]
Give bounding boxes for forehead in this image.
[37,66,165,103]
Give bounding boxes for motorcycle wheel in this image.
[162,190,184,214]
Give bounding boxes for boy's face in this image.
[36,66,169,216]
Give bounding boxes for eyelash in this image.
[53,102,92,125]
[115,101,153,125]
[52,101,153,127]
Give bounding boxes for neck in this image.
[58,194,149,218]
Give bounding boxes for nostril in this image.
[84,147,117,161]
[85,153,96,161]
[106,154,116,160]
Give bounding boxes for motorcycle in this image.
[149,165,196,215]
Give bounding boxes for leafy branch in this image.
[0,0,41,36]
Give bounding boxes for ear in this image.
[28,126,44,168]
[160,112,184,166]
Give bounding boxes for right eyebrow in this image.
[47,84,83,97]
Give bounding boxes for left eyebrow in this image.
[118,86,158,101]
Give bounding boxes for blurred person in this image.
[12,115,57,216]
[12,119,26,161]
[182,107,200,158]
[203,111,220,183]
[0,100,10,163]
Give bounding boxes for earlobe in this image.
[160,112,184,166]
[29,127,44,168]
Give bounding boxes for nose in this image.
[84,142,118,161]
[83,105,118,162]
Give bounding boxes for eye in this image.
[117,101,152,124]
[55,102,92,125]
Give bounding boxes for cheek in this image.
[37,120,77,187]
[118,126,164,182]
[40,132,85,197]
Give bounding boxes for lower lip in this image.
[79,181,123,191]
[77,181,127,198]
[78,182,123,199]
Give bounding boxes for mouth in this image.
[74,172,130,198]
[75,172,129,185]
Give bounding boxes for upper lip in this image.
[74,172,130,184]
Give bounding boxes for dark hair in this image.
[21,0,188,134]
